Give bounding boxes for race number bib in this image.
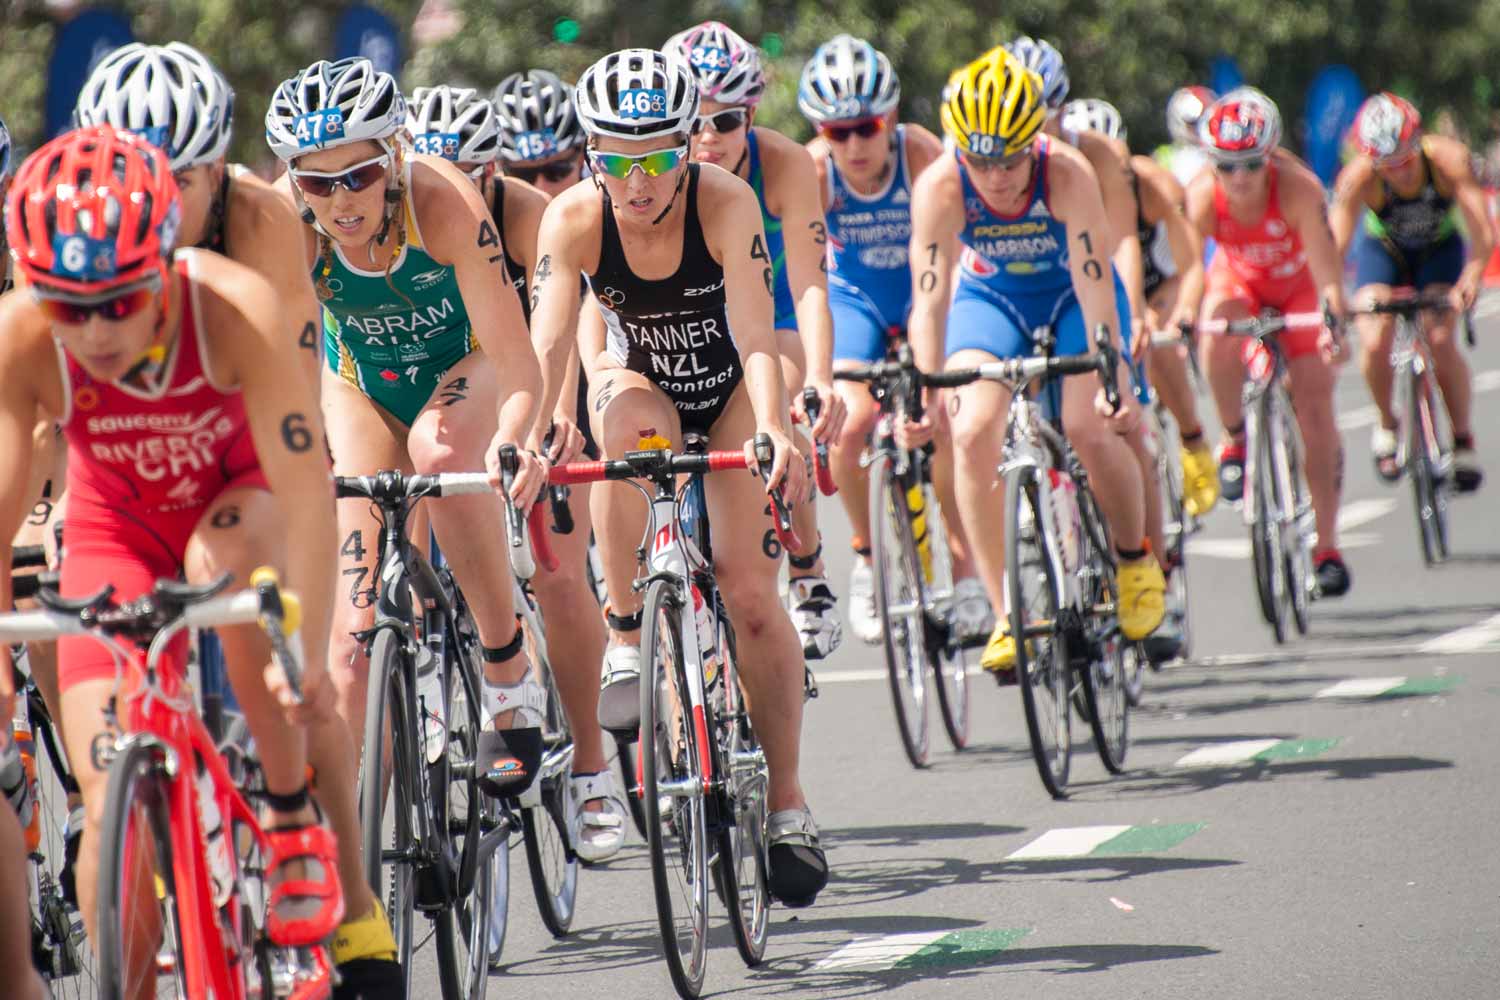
[412,131,461,160]
[618,88,666,120]
[292,108,346,149]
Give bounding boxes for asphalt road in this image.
[415,300,1500,1000]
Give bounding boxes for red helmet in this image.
[1353,92,1421,162]
[1166,85,1217,146]
[3,125,181,296]
[1199,93,1282,165]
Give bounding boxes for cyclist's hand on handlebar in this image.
[1166,306,1197,346]
[796,383,847,444]
[895,411,935,450]
[1451,272,1480,314]
[545,417,588,466]
[1095,384,1140,436]
[747,427,805,500]
[486,433,549,510]
[266,659,334,726]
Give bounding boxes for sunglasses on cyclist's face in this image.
[289,153,390,198]
[504,158,580,184]
[962,147,1032,174]
[587,145,690,180]
[32,280,159,325]
[1214,157,1267,175]
[818,117,886,143]
[694,108,750,135]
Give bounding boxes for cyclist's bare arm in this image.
[417,157,541,448]
[759,130,833,377]
[699,166,799,478]
[1050,142,1126,351]
[1080,132,1146,330]
[1280,161,1348,315]
[201,254,338,707]
[529,185,603,447]
[903,124,946,180]
[907,159,964,374]
[1328,158,1377,259]
[1134,154,1205,314]
[230,173,326,394]
[1428,136,1495,296]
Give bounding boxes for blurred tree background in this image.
[3,0,1499,167]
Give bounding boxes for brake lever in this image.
[1093,323,1122,414]
[753,433,803,552]
[541,425,574,535]
[800,387,837,496]
[497,444,535,578]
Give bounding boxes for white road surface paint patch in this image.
[1006,826,1132,859]
[1418,612,1500,654]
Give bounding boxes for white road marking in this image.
[1337,498,1398,530]
[814,931,949,970]
[1187,530,1380,560]
[1315,677,1407,699]
[1174,739,1282,768]
[1006,825,1131,860]
[1418,612,1500,654]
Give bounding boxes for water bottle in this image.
[1045,469,1083,576]
[196,760,234,908]
[414,643,447,765]
[906,483,934,583]
[691,584,719,687]
[0,733,36,851]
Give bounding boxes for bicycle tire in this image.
[1078,489,1129,773]
[358,628,417,991]
[96,741,187,1000]
[1159,408,1193,665]
[711,620,769,968]
[1411,379,1449,565]
[434,633,492,1000]
[869,455,931,768]
[1005,467,1072,799]
[616,738,648,839]
[639,578,709,998]
[521,777,577,937]
[1250,410,1287,643]
[1280,407,1313,637]
[925,482,972,751]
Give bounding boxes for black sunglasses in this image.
[818,118,886,143]
[505,159,580,184]
[1215,157,1267,174]
[693,108,750,135]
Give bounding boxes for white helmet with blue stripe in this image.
[1006,36,1070,111]
[798,34,900,124]
[265,57,406,162]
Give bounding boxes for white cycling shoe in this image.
[847,560,882,645]
[949,577,995,645]
[597,644,642,732]
[568,770,627,863]
[788,576,843,660]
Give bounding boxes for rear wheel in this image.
[95,742,187,1000]
[520,778,577,937]
[712,622,769,968]
[1005,468,1071,799]
[869,455,930,768]
[639,579,709,998]
[615,739,647,839]
[925,482,972,750]
[1079,492,1129,773]
[358,629,417,991]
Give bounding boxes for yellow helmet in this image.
[940,46,1047,157]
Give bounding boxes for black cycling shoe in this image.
[1218,445,1246,504]
[766,807,828,908]
[60,820,82,908]
[1315,551,1351,598]
[1453,449,1484,494]
[333,957,405,1000]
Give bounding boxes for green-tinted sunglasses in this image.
[587,145,689,180]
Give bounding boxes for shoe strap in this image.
[482,670,547,727]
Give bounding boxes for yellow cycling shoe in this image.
[1117,553,1167,641]
[331,898,398,966]
[981,625,1021,683]
[1180,441,1221,518]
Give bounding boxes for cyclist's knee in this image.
[407,428,477,476]
[716,570,784,643]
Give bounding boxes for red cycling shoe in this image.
[264,821,346,947]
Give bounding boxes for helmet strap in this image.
[651,166,689,227]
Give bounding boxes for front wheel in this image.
[639,579,709,999]
[869,454,931,768]
[1249,415,1288,644]
[1410,377,1450,565]
[95,742,187,1000]
[1005,467,1072,799]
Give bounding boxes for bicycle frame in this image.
[999,391,1085,614]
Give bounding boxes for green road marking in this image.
[1383,676,1459,697]
[894,928,1032,970]
[1254,738,1341,762]
[1092,822,1206,855]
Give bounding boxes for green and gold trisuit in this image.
[319,166,477,426]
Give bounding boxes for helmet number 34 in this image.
[292,108,347,149]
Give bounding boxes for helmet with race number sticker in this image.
[665,21,764,107]
[941,46,1047,158]
[575,48,699,142]
[74,42,235,172]
[493,69,583,162]
[1005,36,1069,111]
[1352,91,1422,162]
[798,34,900,124]
[265,57,406,162]
[1062,97,1126,142]
[5,125,181,295]
[1166,85,1217,146]
[407,85,501,164]
[1199,92,1282,164]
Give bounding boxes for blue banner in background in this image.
[46,10,135,138]
[1304,65,1364,187]
[1209,55,1244,97]
[336,5,402,75]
